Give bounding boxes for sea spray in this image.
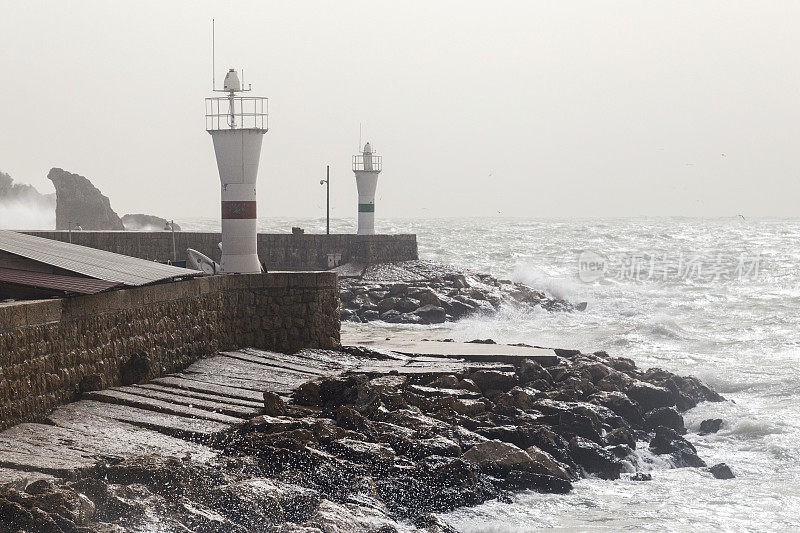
[0,199,55,229]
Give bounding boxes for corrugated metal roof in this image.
[0,267,121,295]
[0,230,200,286]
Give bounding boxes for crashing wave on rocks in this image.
[0,345,730,532]
[339,261,587,325]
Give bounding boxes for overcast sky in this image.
[1,1,798,220]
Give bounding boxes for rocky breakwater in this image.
[340,260,584,324]
[0,346,733,532]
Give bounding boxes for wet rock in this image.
[414,289,441,308]
[568,436,622,480]
[641,369,724,410]
[699,418,723,435]
[292,380,321,407]
[524,445,570,480]
[319,374,380,416]
[414,305,447,324]
[362,309,380,321]
[388,283,409,296]
[708,463,735,479]
[630,472,652,481]
[377,297,400,312]
[502,471,572,494]
[467,338,496,344]
[209,479,285,528]
[263,391,287,416]
[467,370,519,394]
[590,390,643,426]
[413,513,459,533]
[336,405,377,439]
[301,498,399,532]
[519,359,553,385]
[643,406,685,434]
[462,440,539,477]
[649,426,706,468]
[626,381,675,412]
[379,309,403,323]
[411,436,462,459]
[604,427,636,449]
[326,439,395,475]
[395,297,420,313]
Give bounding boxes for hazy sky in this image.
[1,1,799,220]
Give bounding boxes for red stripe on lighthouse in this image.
[221,201,257,219]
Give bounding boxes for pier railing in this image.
[205,96,268,131]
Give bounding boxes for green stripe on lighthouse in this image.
[358,203,375,213]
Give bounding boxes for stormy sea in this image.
[182,216,800,532]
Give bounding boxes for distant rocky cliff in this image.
[2,168,175,231]
[47,168,125,230]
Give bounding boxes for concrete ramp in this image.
[342,335,560,366]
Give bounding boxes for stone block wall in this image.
[23,232,419,270]
[0,272,339,429]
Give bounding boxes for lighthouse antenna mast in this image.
[211,21,252,128]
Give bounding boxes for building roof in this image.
[0,230,200,286]
[0,267,121,295]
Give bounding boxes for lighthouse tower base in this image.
[210,129,265,273]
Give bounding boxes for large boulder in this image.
[414,305,446,324]
[643,406,685,434]
[524,445,570,480]
[708,463,735,479]
[568,436,622,480]
[462,440,566,479]
[462,440,532,476]
[48,168,125,230]
[626,381,675,412]
[649,426,706,468]
[589,391,643,426]
[699,418,723,435]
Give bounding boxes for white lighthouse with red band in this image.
[205,69,268,273]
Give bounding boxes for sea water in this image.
[184,216,800,532]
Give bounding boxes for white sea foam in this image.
[192,216,800,531]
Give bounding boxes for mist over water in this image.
[187,216,800,531]
[0,201,55,230]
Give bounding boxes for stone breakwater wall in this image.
[23,232,419,270]
[0,272,340,429]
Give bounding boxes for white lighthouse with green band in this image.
[352,142,382,235]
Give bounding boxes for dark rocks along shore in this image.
[340,261,584,324]
[0,345,727,532]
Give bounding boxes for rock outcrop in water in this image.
[121,213,181,231]
[340,261,583,324]
[48,168,125,230]
[0,345,725,532]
